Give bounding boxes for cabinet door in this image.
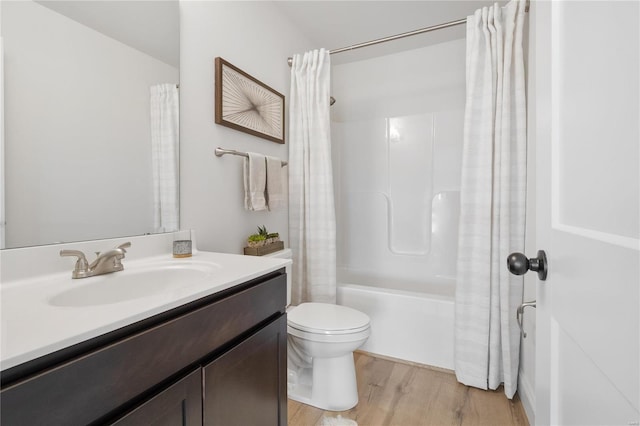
[112,368,202,426]
[203,315,287,426]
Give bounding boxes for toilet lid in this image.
[288,303,370,335]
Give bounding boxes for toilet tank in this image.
[264,248,292,306]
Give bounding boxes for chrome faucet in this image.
[60,242,131,279]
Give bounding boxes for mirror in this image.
[1,0,180,249]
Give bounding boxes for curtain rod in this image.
[287,1,529,66]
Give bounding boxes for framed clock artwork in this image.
[215,57,285,144]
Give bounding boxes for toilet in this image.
[266,249,371,411]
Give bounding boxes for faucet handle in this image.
[112,242,131,268]
[60,250,90,278]
[116,242,131,253]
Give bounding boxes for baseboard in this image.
[355,350,455,375]
[518,369,536,425]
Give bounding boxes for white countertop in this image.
[1,251,290,371]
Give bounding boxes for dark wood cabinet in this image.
[112,368,203,426]
[204,315,287,426]
[0,270,287,426]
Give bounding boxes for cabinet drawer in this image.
[1,273,286,425]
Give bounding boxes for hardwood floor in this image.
[288,352,529,426]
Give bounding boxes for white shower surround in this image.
[332,38,465,369]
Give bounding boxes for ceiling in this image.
[33,1,497,68]
[273,1,496,64]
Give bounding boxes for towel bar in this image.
[215,147,288,167]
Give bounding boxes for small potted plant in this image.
[266,232,280,244]
[257,225,280,245]
[245,225,284,256]
[255,226,277,245]
[247,233,266,248]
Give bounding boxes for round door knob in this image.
[507,252,530,275]
[507,250,548,281]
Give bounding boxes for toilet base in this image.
[288,353,359,411]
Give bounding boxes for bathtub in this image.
[337,275,455,370]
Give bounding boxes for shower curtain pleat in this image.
[454,0,527,399]
[288,49,336,304]
[0,37,5,249]
[150,83,180,233]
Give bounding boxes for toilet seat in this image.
[287,303,370,335]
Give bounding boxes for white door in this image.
[534,1,639,424]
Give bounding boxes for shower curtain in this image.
[454,0,527,399]
[0,38,5,249]
[288,49,336,304]
[150,83,180,233]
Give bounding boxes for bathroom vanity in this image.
[0,239,290,425]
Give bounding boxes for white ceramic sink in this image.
[49,261,220,307]
[1,244,290,371]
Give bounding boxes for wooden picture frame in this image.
[215,57,285,144]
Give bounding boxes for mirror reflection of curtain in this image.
[150,83,179,233]
[0,37,5,249]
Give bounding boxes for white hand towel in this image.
[266,156,285,210]
[243,152,267,211]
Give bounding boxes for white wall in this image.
[2,1,178,248]
[331,38,465,291]
[179,1,313,253]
